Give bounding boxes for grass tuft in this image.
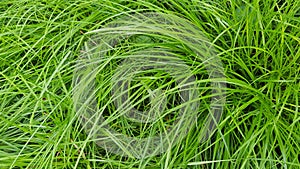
[0,0,299,168]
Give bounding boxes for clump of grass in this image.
[0,0,299,168]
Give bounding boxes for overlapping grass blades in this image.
[0,0,299,168]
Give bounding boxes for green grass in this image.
[0,0,299,168]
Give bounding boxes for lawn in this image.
[0,0,299,168]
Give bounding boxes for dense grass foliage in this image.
[0,0,299,168]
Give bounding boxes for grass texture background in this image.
[0,0,299,168]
